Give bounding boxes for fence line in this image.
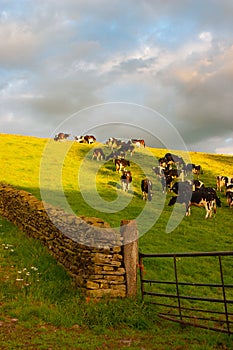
[139,251,233,334]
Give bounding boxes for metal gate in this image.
[139,251,233,334]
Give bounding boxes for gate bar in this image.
[219,255,230,333]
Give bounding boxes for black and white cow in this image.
[54,133,70,141]
[92,148,105,161]
[115,158,130,173]
[226,184,233,208]
[106,137,123,149]
[168,187,221,219]
[74,135,96,144]
[160,168,184,193]
[159,153,185,169]
[216,176,233,192]
[141,178,153,201]
[121,170,132,192]
[185,163,203,177]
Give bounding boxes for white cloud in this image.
[0,0,233,154]
[199,31,213,42]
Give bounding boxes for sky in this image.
[1,0,233,154]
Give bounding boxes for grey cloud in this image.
[1,0,233,153]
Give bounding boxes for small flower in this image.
[31,266,38,271]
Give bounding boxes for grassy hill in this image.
[1,133,233,349]
[1,133,232,252]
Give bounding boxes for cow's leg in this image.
[204,202,211,219]
[213,200,217,214]
[186,204,191,216]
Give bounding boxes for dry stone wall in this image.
[0,183,128,298]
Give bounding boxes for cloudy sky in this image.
[1,0,233,154]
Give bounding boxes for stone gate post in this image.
[120,220,138,297]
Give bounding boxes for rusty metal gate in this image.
[139,251,233,334]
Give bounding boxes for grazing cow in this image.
[159,153,185,169]
[92,148,105,161]
[216,176,233,192]
[168,187,221,219]
[74,135,96,144]
[160,168,184,193]
[131,139,146,148]
[226,184,233,208]
[118,141,135,156]
[74,135,85,143]
[141,178,153,201]
[54,133,70,141]
[115,158,130,173]
[185,163,203,177]
[105,150,125,161]
[106,137,123,149]
[164,167,183,179]
[85,135,96,144]
[192,164,203,177]
[121,170,132,192]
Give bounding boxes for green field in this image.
[1,133,233,349]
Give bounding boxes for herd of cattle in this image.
[54,133,233,219]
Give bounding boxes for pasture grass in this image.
[1,133,233,349]
[1,217,233,349]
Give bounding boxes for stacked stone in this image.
[0,183,126,298]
